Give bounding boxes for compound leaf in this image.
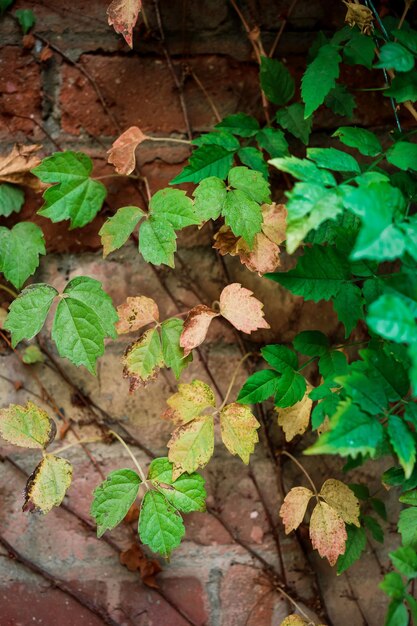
[139,490,185,557]
[91,469,141,537]
[319,479,360,526]
[148,457,206,513]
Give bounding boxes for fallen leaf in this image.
[107,0,142,47]
[261,203,287,244]
[39,46,53,62]
[219,403,260,464]
[219,283,270,333]
[120,543,162,588]
[276,386,313,442]
[213,226,240,256]
[116,296,159,334]
[163,379,216,425]
[0,144,43,190]
[309,501,347,566]
[319,479,360,527]
[107,126,148,175]
[279,486,314,534]
[237,232,281,275]
[23,454,73,514]
[180,304,219,356]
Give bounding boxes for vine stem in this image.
[218,352,254,411]
[52,437,103,455]
[146,136,191,145]
[281,450,319,498]
[109,429,148,485]
[0,284,18,298]
[276,587,314,623]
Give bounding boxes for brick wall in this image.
[0,2,407,625]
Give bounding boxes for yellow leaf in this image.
[180,305,219,356]
[23,454,73,514]
[219,283,270,334]
[220,403,260,463]
[276,386,313,442]
[279,616,308,626]
[122,328,164,392]
[309,501,347,566]
[163,379,216,425]
[319,479,360,527]
[261,202,287,244]
[116,296,159,334]
[279,486,314,534]
[168,415,214,479]
[0,402,56,449]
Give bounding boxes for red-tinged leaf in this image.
[279,486,314,534]
[116,296,159,334]
[219,283,270,333]
[107,126,148,175]
[309,501,347,566]
[261,202,287,244]
[180,304,219,356]
[107,0,142,48]
[237,232,281,275]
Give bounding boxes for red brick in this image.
[220,564,276,626]
[0,47,42,139]
[59,55,260,137]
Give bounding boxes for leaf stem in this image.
[109,429,148,486]
[52,437,103,455]
[0,284,18,299]
[276,586,314,623]
[281,450,319,498]
[146,136,192,145]
[218,352,255,411]
[298,356,317,372]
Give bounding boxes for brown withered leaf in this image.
[107,0,142,48]
[344,1,373,34]
[124,502,140,523]
[237,232,281,275]
[39,46,53,62]
[22,34,35,50]
[107,126,148,175]
[120,543,162,588]
[116,296,159,334]
[219,283,270,334]
[261,202,287,245]
[213,226,240,256]
[180,305,219,357]
[0,144,43,190]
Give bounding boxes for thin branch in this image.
[269,0,301,58]
[281,450,319,498]
[218,352,254,411]
[109,429,148,484]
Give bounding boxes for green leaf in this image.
[122,328,164,390]
[150,188,197,229]
[305,400,384,458]
[237,369,281,404]
[15,8,35,33]
[160,318,192,379]
[0,401,55,449]
[62,276,118,339]
[307,147,360,174]
[148,457,206,513]
[276,103,313,145]
[0,222,45,289]
[375,42,414,73]
[325,84,356,118]
[274,368,306,408]
[33,151,107,229]
[139,217,177,267]
[269,156,336,186]
[0,183,24,216]
[169,144,234,184]
[318,350,348,379]
[0,0,14,14]
[393,29,417,55]
[360,347,409,402]
[384,600,409,626]
[4,284,58,347]
[387,142,417,173]
[267,245,350,301]
[193,130,240,151]
[367,294,416,344]
[193,177,226,223]
[363,514,384,543]
[22,345,45,364]
[333,126,382,157]
[256,128,289,157]
[302,43,341,117]
[343,31,375,68]
[390,546,417,579]
[332,283,364,337]
[261,344,298,371]
[399,507,417,549]
[91,469,141,537]
[52,298,106,374]
[99,206,144,257]
[293,330,329,356]
[388,415,416,480]
[380,573,406,599]
[259,56,295,105]
[139,490,185,558]
[336,525,366,574]
[237,147,269,179]
[222,189,262,247]
[228,166,271,204]
[23,454,72,514]
[215,113,260,138]
[385,70,417,103]
[400,491,417,506]
[335,371,388,415]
